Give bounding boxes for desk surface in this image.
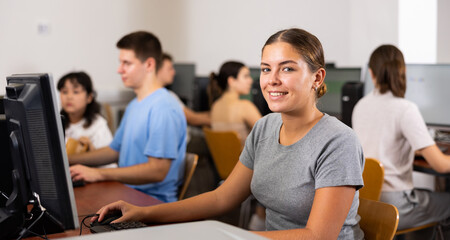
[64,220,267,240]
[26,181,162,239]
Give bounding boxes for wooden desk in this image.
[26,181,162,239]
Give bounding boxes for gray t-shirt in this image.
[240,113,364,240]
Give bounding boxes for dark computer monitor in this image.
[248,67,271,116]
[363,64,450,128]
[317,67,362,118]
[0,73,78,239]
[192,76,211,112]
[167,63,196,108]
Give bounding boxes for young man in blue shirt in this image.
[69,31,187,203]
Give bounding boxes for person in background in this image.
[58,71,116,168]
[158,53,211,127]
[69,31,187,203]
[209,61,262,147]
[92,28,365,240]
[352,44,450,232]
[208,60,263,229]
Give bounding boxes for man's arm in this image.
[70,156,171,184]
[69,146,119,166]
[184,108,211,126]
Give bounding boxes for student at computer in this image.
[57,72,112,152]
[158,53,211,127]
[94,28,365,239]
[352,44,450,230]
[209,61,262,147]
[69,31,187,203]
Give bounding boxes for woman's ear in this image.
[227,76,236,89]
[312,68,326,89]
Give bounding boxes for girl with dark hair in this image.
[352,45,450,231]
[58,71,114,167]
[209,61,261,146]
[93,28,364,239]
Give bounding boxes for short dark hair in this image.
[162,52,173,62]
[116,31,163,71]
[369,45,406,98]
[263,28,327,98]
[57,71,101,129]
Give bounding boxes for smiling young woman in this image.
[92,28,365,240]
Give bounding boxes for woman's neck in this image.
[279,106,323,146]
[222,90,240,100]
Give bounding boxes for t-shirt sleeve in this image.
[315,129,365,190]
[144,105,184,160]
[400,104,435,151]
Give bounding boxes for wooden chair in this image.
[360,158,384,201]
[178,153,199,200]
[358,198,399,240]
[395,222,439,239]
[102,103,115,133]
[202,127,241,180]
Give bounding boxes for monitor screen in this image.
[317,67,362,118]
[248,67,271,116]
[1,73,78,238]
[167,63,196,108]
[363,64,450,127]
[192,76,210,112]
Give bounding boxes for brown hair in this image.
[369,45,406,98]
[116,31,163,71]
[262,28,327,98]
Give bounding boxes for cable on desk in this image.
[16,210,47,240]
[80,213,99,235]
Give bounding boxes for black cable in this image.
[80,213,99,235]
[16,210,46,240]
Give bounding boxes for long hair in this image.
[369,45,406,97]
[57,71,101,129]
[208,61,245,106]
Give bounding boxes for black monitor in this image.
[192,76,211,112]
[248,67,271,116]
[317,67,362,118]
[0,73,78,239]
[363,64,450,128]
[167,63,196,108]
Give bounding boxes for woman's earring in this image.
[314,86,318,91]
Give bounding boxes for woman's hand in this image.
[92,200,147,224]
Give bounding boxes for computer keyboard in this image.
[90,221,148,233]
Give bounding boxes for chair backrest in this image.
[360,158,384,201]
[102,103,115,133]
[203,127,241,180]
[178,153,199,200]
[358,198,399,240]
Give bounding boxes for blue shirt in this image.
[110,88,187,202]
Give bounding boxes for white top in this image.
[65,114,116,168]
[352,90,434,192]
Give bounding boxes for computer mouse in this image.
[91,212,122,226]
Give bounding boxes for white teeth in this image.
[269,92,287,96]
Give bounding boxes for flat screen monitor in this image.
[317,67,362,118]
[167,63,196,108]
[0,73,78,239]
[363,64,450,127]
[248,67,271,116]
[192,76,210,112]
